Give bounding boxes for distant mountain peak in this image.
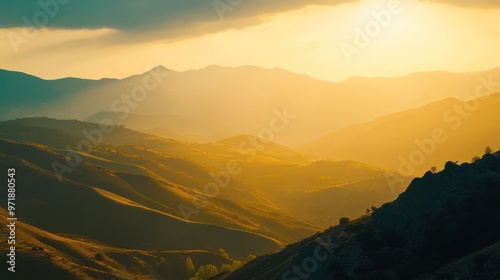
[151,65,170,71]
[138,65,176,76]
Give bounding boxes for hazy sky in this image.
[1,0,499,82]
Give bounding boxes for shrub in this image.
[219,264,232,273]
[472,253,489,271]
[331,270,350,280]
[339,217,350,226]
[246,254,256,262]
[94,253,104,261]
[344,222,365,233]
[217,249,229,259]
[383,230,407,248]
[186,257,195,274]
[192,264,219,280]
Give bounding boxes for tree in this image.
[485,146,493,154]
[217,249,229,259]
[430,166,437,173]
[366,208,371,214]
[371,206,378,212]
[193,264,219,280]
[246,254,256,262]
[472,156,481,163]
[186,257,195,275]
[220,264,232,273]
[231,260,243,270]
[339,217,350,226]
[94,253,104,261]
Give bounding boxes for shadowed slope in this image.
[219,151,500,279]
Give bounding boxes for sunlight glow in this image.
[1,0,499,81]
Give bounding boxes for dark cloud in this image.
[420,0,500,8]
[0,0,354,39]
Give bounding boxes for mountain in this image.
[217,151,500,280]
[1,66,500,145]
[0,69,116,119]
[302,92,500,176]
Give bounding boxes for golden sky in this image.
[1,0,499,82]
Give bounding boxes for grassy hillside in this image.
[0,119,321,242]
[0,138,282,260]
[0,209,233,280]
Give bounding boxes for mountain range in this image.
[2,66,499,146]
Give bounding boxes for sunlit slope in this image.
[0,118,410,233]
[0,120,320,242]
[0,118,314,166]
[302,92,500,176]
[265,173,410,227]
[0,139,282,259]
[245,160,410,228]
[215,137,410,227]
[0,209,233,280]
[2,66,500,145]
[211,135,404,191]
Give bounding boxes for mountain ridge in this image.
[3,64,500,83]
[2,65,500,145]
[302,93,500,175]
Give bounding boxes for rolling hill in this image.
[0,209,232,280]
[0,137,282,260]
[0,118,410,228]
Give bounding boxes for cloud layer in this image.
[0,0,353,39]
